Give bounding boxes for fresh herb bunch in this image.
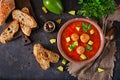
[77,0,115,19]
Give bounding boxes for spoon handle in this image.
[91,26,117,72]
[91,40,110,72]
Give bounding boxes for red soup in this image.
[61,21,100,61]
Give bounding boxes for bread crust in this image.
[0,20,19,44]
[20,23,31,36]
[0,0,15,26]
[12,10,37,28]
[21,7,30,14]
[20,7,32,36]
[33,44,60,70]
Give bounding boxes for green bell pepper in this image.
[43,0,64,14]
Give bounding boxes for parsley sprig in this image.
[77,0,115,19]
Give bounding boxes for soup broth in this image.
[61,21,100,61]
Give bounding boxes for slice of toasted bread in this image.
[0,0,15,26]
[38,58,50,70]
[33,44,60,70]
[0,20,19,44]
[46,50,60,63]
[20,23,31,36]
[34,44,50,70]
[20,7,31,36]
[12,10,37,28]
[21,7,30,14]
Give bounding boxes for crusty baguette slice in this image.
[34,44,50,70]
[0,20,19,44]
[46,50,60,63]
[33,44,60,70]
[20,7,31,36]
[20,23,31,36]
[21,7,30,14]
[0,0,15,26]
[12,10,37,28]
[38,58,50,70]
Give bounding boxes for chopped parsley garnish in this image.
[68,41,78,51]
[82,23,91,32]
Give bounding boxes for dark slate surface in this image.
[0,0,120,80]
[113,21,120,80]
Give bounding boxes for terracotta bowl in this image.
[57,18,105,64]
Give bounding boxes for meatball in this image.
[71,33,79,41]
[80,33,90,43]
[76,46,85,55]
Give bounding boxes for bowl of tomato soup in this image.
[57,18,104,64]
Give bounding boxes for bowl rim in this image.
[57,18,105,64]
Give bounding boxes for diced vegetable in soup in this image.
[61,21,100,61]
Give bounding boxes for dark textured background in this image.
[0,0,120,80]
